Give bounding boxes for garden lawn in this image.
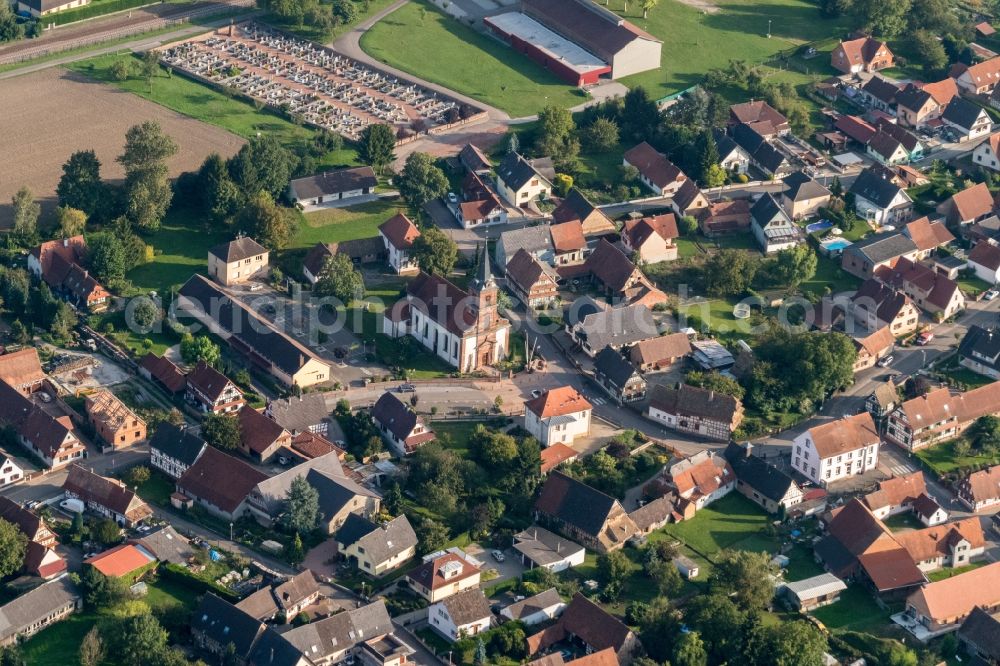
[431,419,508,455]
[812,585,891,633]
[21,612,100,665]
[883,512,925,532]
[126,208,229,297]
[145,577,201,613]
[940,365,995,390]
[291,199,406,249]
[661,493,774,558]
[916,439,1000,476]
[67,54,359,168]
[800,253,861,298]
[677,297,745,337]
[360,1,584,116]
[959,274,993,298]
[927,561,987,582]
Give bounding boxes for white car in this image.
[877,355,894,368]
[491,550,505,562]
[446,192,458,204]
[985,289,999,301]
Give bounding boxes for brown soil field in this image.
[0,67,244,227]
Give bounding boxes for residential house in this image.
[781,171,831,220]
[896,79,958,128]
[957,464,1000,511]
[288,166,377,205]
[646,383,743,441]
[867,379,900,421]
[500,588,566,626]
[942,97,993,142]
[456,173,507,229]
[730,123,791,177]
[841,233,919,280]
[944,182,995,226]
[383,251,510,373]
[130,525,194,565]
[969,241,1000,284]
[236,570,321,623]
[728,100,790,136]
[512,526,585,572]
[629,332,691,373]
[459,143,492,175]
[831,37,894,74]
[782,574,848,612]
[207,237,268,286]
[549,220,587,265]
[698,199,751,237]
[814,499,926,597]
[835,114,877,147]
[859,76,900,113]
[179,275,333,389]
[0,577,81,647]
[371,391,435,456]
[957,606,1000,664]
[876,256,965,319]
[148,423,206,479]
[792,412,880,486]
[138,353,186,395]
[534,471,639,553]
[973,132,1000,172]
[862,471,945,524]
[895,517,985,572]
[428,589,493,642]
[622,142,687,195]
[713,128,751,175]
[406,552,482,603]
[526,593,641,664]
[875,119,925,160]
[853,325,896,372]
[238,407,291,463]
[23,541,67,580]
[627,495,673,535]
[959,324,1000,379]
[302,238,386,283]
[751,193,802,253]
[176,446,268,521]
[495,152,551,206]
[849,279,920,336]
[63,464,152,527]
[0,496,56,546]
[540,443,578,475]
[523,386,592,447]
[264,393,333,437]
[903,216,954,259]
[655,450,736,516]
[85,544,156,578]
[0,348,46,395]
[724,442,803,514]
[283,599,404,666]
[495,225,554,269]
[192,593,266,662]
[0,380,85,469]
[850,167,914,226]
[904,561,1000,635]
[185,361,244,414]
[551,189,615,237]
[335,513,418,576]
[885,383,1000,452]
[505,249,559,308]
[957,56,1000,94]
[621,214,679,263]
[593,346,647,405]
[671,179,711,219]
[867,130,911,165]
[85,389,146,450]
[584,239,664,303]
[0,455,24,488]
[566,302,659,356]
[378,213,421,275]
[27,237,111,312]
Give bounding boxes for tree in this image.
[314,253,365,303]
[685,370,745,399]
[747,620,827,666]
[130,298,159,330]
[56,206,88,238]
[645,553,682,596]
[72,510,85,537]
[358,124,396,175]
[748,329,857,412]
[709,549,774,611]
[79,626,106,666]
[970,415,1000,453]
[57,150,105,216]
[0,2,24,43]
[87,233,128,283]
[596,550,631,600]
[912,29,948,74]
[474,429,519,467]
[228,135,295,199]
[851,0,911,37]
[673,631,707,666]
[283,475,320,534]
[110,58,132,81]
[127,465,151,488]
[536,105,579,170]
[108,610,170,666]
[398,152,449,215]
[411,226,458,276]
[235,191,297,250]
[0,519,26,579]
[416,518,449,554]
[772,244,818,287]
[702,249,758,296]
[117,121,177,231]
[93,519,122,546]
[141,50,160,87]
[585,117,620,152]
[685,593,746,663]
[10,187,40,246]
[180,334,221,366]
[488,621,527,659]
[202,413,241,451]
[0,646,24,666]
[621,86,661,143]
[678,215,698,236]
[197,153,243,222]
[332,0,358,24]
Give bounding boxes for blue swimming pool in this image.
[806,219,834,233]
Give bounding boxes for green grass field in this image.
[660,493,775,557]
[926,561,987,582]
[801,253,861,297]
[360,1,585,116]
[812,585,891,633]
[915,439,1000,476]
[291,199,406,248]
[21,612,100,665]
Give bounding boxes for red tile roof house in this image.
[902,561,1000,638]
[956,464,1000,511]
[406,552,482,603]
[698,199,751,237]
[862,471,947,525]
[0,496,65,579]
[505,248,560,308]
[885,382,1000,452]
[378,213,421,275]
[791,412,880,487]
[237,407,291,463]
[185,361,245,414]
[24,541,66,579]
[620,214,679,264]
[549,220,587,266]
[648,450,736,517]
[629,332,692,373]
[138,353,186,394]
[523,386,592,447]
[893,517,986,573]
[584,239,665,306]
[622,142,687,196]
[875,257,965,320]
[831,37,894,74]
[727,100,790,137]
[526,593,641,664]
[942,182,996,226]
[370,391,436,456]
[954,56,1000,95]
[63,464,152,527]
[0,381,85,470]
[85,543,156,578]
[176,446,268,521]
[0,348,46,395]
[27,236,111,312]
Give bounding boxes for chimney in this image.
[63,239,69,248]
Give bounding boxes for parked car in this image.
[876,355,894,368]
[397,383,416,393]
[446,192,458,204]
[491,549,505,562]
[916,331,934,346]
[985,289,999,301]
[530,389,542,398]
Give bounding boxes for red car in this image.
[917,331,934,346]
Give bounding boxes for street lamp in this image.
[229,522,234,542]
[767,19,772,38]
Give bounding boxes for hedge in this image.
[46,0,159,26]
[159,562,239,602]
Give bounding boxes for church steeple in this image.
[470,244,495,294]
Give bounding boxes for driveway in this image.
[463,542,525,586]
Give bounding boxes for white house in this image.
[850,167,914,226]
[523,387,592,447]
[148,423,207,480]
[792,412,880,486]
[495,153,551,206]
[968,241,1000,284]
[288,166,377,206]
[972,133,1000,172]
[942,97,993,142]
[622,142,687,195]
[499,588,565,626]
[378,213,421,275]
[370,392,436,456]
[714,129,751,175]
[0,455,23,487]
[512,526,586,572]
[428,589,493,643]
[750,193,802,254]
